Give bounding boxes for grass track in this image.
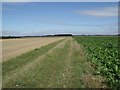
[3,37,105,88]
[3,39,65,76]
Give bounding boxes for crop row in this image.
[74,36,120,89]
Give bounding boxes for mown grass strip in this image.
[63,39,91,88]
[70,39,93,88]
[3,39,65,76]
[3,38,70,88]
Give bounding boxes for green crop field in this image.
[2,36,120,89]
[74,36,120,89]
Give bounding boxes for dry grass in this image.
[3,38,67,87]
[2,37,65,62]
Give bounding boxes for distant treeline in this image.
[74,34,120,36]
[1,36,22,39]
[1,34,119,39]
[54,34,73,36]
[1,34,73,39]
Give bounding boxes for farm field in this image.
[74,36,120,89]
[2,37,106,88]
[2,37,65,62]
[2,1,119,89]
[2,36,119,88]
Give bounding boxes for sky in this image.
[2,0,120,2]
[2,2,118,36]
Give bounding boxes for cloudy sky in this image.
[2,2,118,36]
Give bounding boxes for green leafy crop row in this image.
[74,36,120,89]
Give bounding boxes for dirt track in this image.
[2,37,65,62]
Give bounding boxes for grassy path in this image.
[3,37,105,88]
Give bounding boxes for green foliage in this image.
[74,36,120,89]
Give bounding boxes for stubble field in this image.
[2,37,65,62]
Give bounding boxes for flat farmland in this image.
[2,36,119,88]
[2,37,65,62]
[2,37,106,88]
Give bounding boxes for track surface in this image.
[3,37,105,88]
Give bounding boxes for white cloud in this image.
[78,7,118,17]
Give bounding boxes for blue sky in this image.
[2,2,118,36]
